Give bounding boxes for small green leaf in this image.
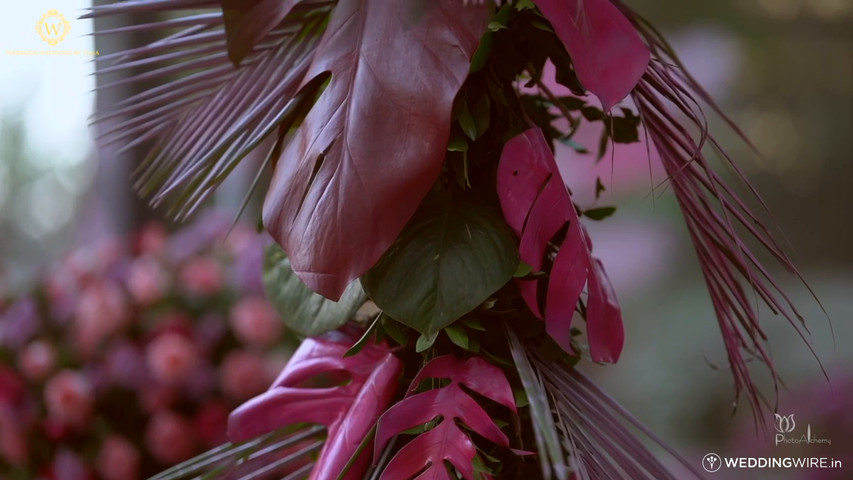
[263,245,366,336]
[447,129,469,152]
[581,106,605,121]
[471,94,491,139]
[583,206,616,221]
[597,128,610,160]
[381,317,410,346]
[514,260,533,278]
[345,315,381,357]
[530,20,553,32]
[513,388,529,408]
[445,324,470,350]
[514,0,536,11]
[458,97,478,141]
[595,177,606,199]
[555,96,586,110]
[469,31,493,73]
[611,113,641,144]
[416,331,439,353]
[461,317,486,331]
[487,21,507,32]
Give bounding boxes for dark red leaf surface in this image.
[533,0,649,110]
[262,0,490,300]
[228,331,402,480]
[497,128,623,363]
[221,0,299,65]
[375,356,516,480]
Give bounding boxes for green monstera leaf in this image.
[263,244,367,336]
[362,187,518,335]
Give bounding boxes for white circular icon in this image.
[702,453,722,473]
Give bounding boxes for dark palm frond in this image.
[613,2,824,421]
[506,327,570,480]
[149,424,324,480]
[83,0,336,219]
[508,332,704,480]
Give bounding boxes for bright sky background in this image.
[0,1,94,243]
[0,0,95,168]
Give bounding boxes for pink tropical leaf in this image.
[227,330,402,480]
[375,355,516,480]
[496,128,623,363]
[533,0,650,110]
[262,0,490,299]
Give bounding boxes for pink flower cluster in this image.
[0,214,291,479]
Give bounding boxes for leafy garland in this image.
[86,0,818,478]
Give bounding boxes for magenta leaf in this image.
[262,0,490,300]
[228,330,402,480]
[375,355,516,480]
[496,128,624,363]
[533,0,650,110]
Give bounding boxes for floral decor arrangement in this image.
[0,216,293,480]
[79,0,820,478]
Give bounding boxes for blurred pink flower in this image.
[74,281,130,355]
[223,224,256,256]
[194,401,229,448]
[43,268,79,323]
[264,350,292,381]
[0,366,25,405]
[43,417,71,443]
[66,239,125,281]
[193,314,228,355]
[139,385,175,414]
[144,410,197,464]
[135,222,168,256]
[96,434,140,480]
[44,370,93,428]
[126,256,169,305]
[179,257,224,297]
[105,342,147,390]
[0,297,40,349]
[146,333,200,385]
[53,447,90,480]
[18,340,56,382]
[0,406,28,465]
[220,350,271,401]
[229,297,282,347]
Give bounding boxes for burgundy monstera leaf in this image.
[220,0,307,65]
[262,0,491,299]
[533,0,649,110]
[228,331,402,480]
[84,0,490,302]
[497,128,623,363]
[374,355,516,480]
